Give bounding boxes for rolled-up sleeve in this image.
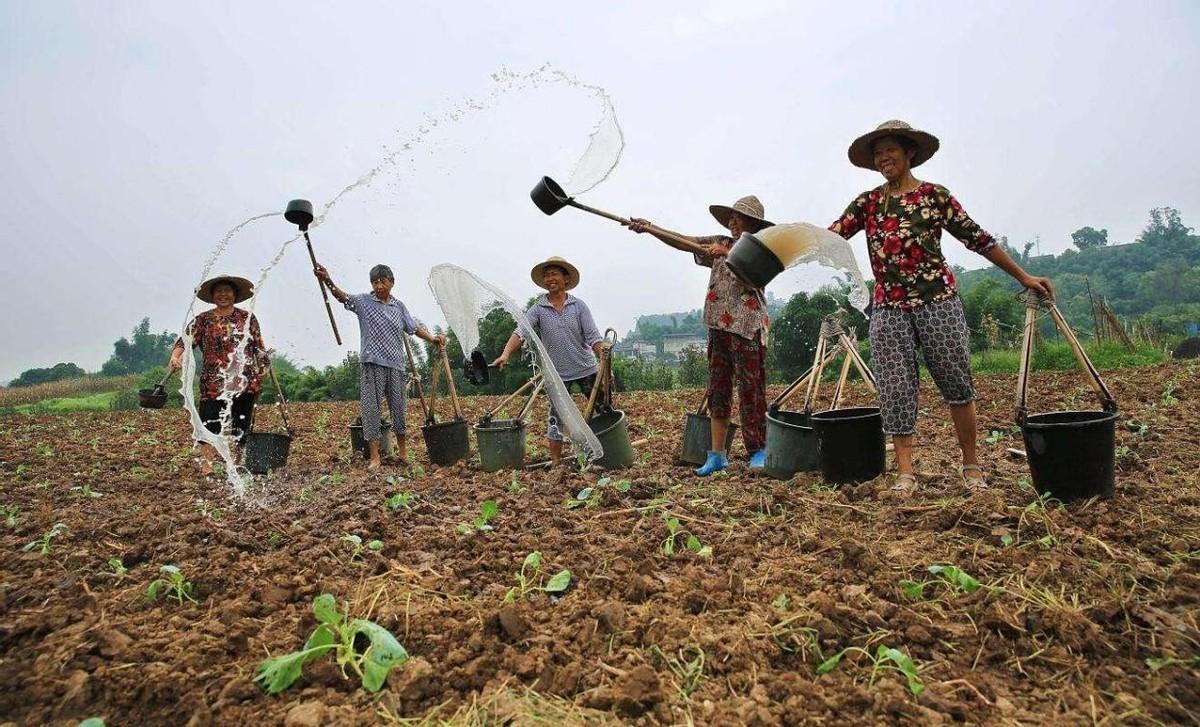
[692,235,728,269]
[938,187,996,254]
[829,193,867,239]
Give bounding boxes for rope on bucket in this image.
[583,329,618,422]
[771,312,876,413]
[1015,291,1118,424]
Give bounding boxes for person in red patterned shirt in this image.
[169,274,270,475]
[830,120,1054,492]
[626,196,773,476]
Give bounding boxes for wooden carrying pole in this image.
[400,336,430,423]
[482,374,543,422]
[303,231,342,345]
[438,346,464,420]
[265,361,292,433]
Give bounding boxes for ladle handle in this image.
[157,367,175,389]
[303,232,343,346]
[567,200,709,256]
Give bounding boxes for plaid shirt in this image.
[518,294,602,381]
[345,293,420,371]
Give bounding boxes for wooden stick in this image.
[483,375,542,421]
[401,336,430,423]
[265,361,292,433]
[802,334,829,413]
[1015,299,1038,422]
[438,346,464,420]
[302,231,342,345]
[516,377,544,422]
[772,346,839,409]
[840,333,877,394]
[428,352,440,424]
[568,200,710,256]
[830,351,854,410]
[1046,303,1116,409]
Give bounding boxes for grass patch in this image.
[4,391,122,415]
[972,341,1166,375]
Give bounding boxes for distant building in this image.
[613,341,657,359]
[662,333,707,359]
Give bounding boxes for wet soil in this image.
[0,362,1197,725]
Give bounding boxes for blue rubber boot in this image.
[694,451,728,477]
[749,449,767,469]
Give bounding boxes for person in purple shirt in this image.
[493,256,604,467]
[316,263,445,470]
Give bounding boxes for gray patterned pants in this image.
[360,363,407,443]
[869,297,975,435]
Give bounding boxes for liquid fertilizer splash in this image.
[756,223,870,311]
[428,264,604,464]
[178,65,625,494]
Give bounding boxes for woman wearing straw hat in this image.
[830,120,1054,492]
[493,256,605,467]
[168,274,270,475]
[625,197,773,476]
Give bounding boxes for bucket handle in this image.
[401,336,432,424]
[481,374,544,424]
[1015,292,1118,424]
[583,329,618,421]
[438,345,465,421]
[264,356,293,435]
[772,313,876,414]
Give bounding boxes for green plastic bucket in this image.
[764,409,819,479]
[423,419,470,466]
[589,410,634,469]
[474,418,526,472]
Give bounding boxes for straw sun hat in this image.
[530,256,580,290]
[848,119,940,170]
[196,274,254,304]
[709,195,772,230]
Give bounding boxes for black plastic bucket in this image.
[590,410,634,469]
[724,232,783,290]
[349,419,393,459]
[811,407,885,484]
[138,387,168,409]
[764,409,819,479]
[1022,410,1117,500]
[677,413,738,465]
[423,419,470,466]
[244,431,292,474]
[474,418,526,472]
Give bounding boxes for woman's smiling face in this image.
[872,136,913,182]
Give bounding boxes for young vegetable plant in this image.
[146,565,198,605]
[504,551,572,603]
[254,593,408,694]
[661,517,713,559]
[385,491,415,512]
[456,499,498,534]
[70,484,103,499]
[899,564,981,600]
[107,557,127,578]
[1,504,18,529]
[22,522,67,555]
[817,644,925,696]
[342,534,384,560]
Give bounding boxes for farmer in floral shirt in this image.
[830,120,1054,492]
[626,196,773,475]
[169,274,269,475]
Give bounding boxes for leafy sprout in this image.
[255,593,409,694]
[456,499,498,535]
[21,522,67,555]
[817,644,924,696]
[146,565,198,605]
[504,551,572,603]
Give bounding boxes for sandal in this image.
[961,464,988,489]
[891,472,918,492]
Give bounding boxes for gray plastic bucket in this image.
[677,413,738,465]
[764,409,819,479]
[589,410,634,469]
[474,418,526,472]
[349,419,393,459]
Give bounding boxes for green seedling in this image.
[817,644,925,696]
[146,565,198,605]
[318,472,346,487]
[35,442,53,457]
[385,491,415,512]
[1,504,18,529]
[267,532,283,549]
[79,719,106,727]
[504,551,572,603]
[899,564,981,600]
[107,557,127,578]
[771,593,791,611]
[315,411,331,436]
[660,516,713,559]
[341,534,381,560]
[408,463,426,477]
[16,464,28,477]
[70,484,103,499]
[508,474,527,493]
[22,522,67,555]
[1009,492,1062,548]
[457,499,498,534]
[255,593,408,694]
[984,429,1006,445]
[1146,655,1200,671]
[649,645,706,698]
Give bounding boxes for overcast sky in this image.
[2,0,1198,382]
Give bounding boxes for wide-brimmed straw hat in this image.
[709,195,772,230]
[530,256,580,290]
[196,274,254,304]
[848,119,940,170]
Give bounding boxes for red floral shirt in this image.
[830,182,997,309]
[179,308,267,400]
[695,235,769,341]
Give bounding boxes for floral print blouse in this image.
[830,182,997,309]
[178,308,267,400]
[695,235,769,341]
